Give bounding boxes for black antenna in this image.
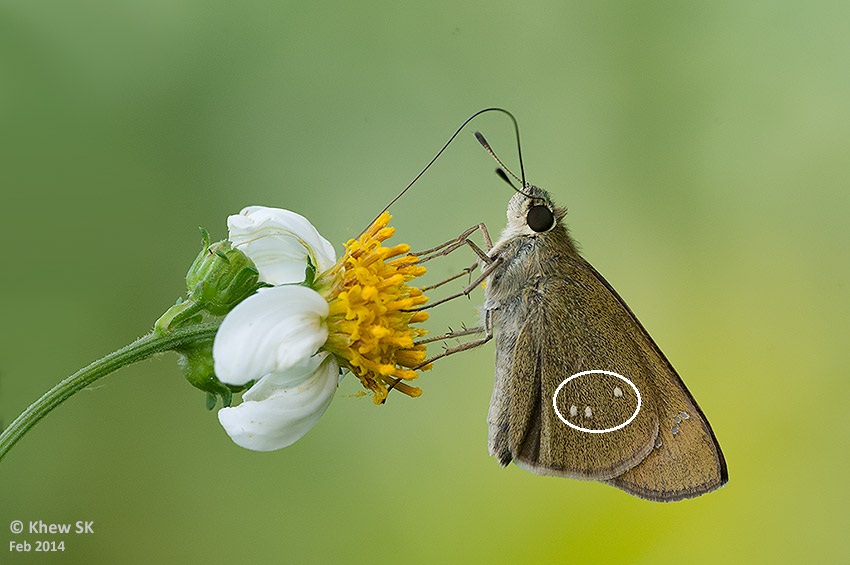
[495,168,518,190]
[474,132,535,199]
[474,132,521,183]
[361,107,525,235]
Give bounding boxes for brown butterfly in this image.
[375,108,727,501]
[483,184,727,501]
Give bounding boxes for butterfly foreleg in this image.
[412,222,493,264]
[415,324,485,345]
[413,256,502,311]
[412,309,493,369]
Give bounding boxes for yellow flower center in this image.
[319,212,431,404]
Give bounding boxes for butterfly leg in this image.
[415,324,484,345]
[412,223,493,264]
[414,257,503,311]
[420,262,480,293]
[404,223,495,295]
[413,309,493,369]
[383,312,494,400]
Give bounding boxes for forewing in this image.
[490,271,661,481]
[489,255,726,498]
[575,260,728,501]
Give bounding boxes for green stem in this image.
[0,323,219,463]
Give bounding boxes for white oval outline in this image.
[551,370,642,434]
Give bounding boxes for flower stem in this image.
[0,323,219,463]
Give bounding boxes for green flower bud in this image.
[185,237,261,316]
[155,230,263,334]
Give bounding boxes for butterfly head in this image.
[505,185,567,237]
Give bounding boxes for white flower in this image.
[213,206,431,452]
[214,207,339,451]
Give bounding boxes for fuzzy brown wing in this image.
[489,268,660,480]
[575,260,728,501]
[488,256,726,499]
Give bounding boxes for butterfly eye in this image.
[527,205,555,232]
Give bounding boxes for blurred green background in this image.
[2,1,848,563]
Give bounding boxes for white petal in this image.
[242,353,329,403]
[218,354,339,451]
[213,285,329,386]
[228,206,337,285]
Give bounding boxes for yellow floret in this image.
[320,212,431,404]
